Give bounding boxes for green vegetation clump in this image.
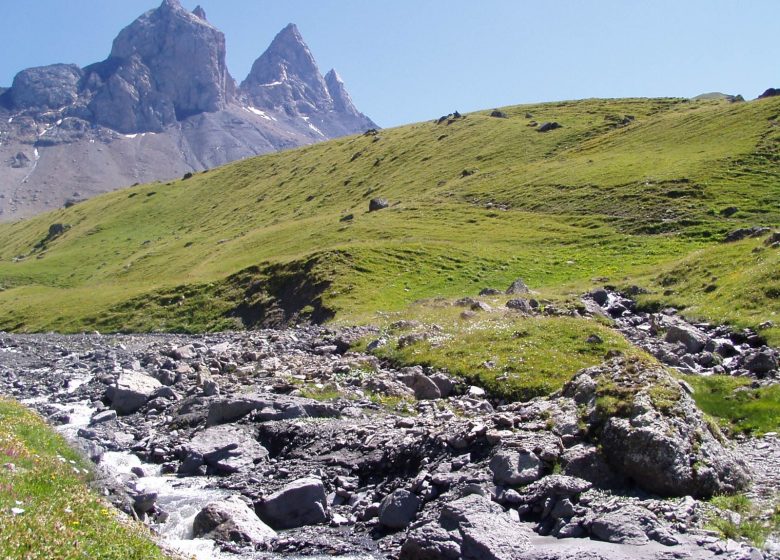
[683,375,780,435]
[0,399,170,560]
[360,299,639,401]
[707,493,780,548]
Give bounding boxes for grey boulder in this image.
[106,372,162,415]
[256,477,328,530]
[489,449,543,486]
[194,496,276,545]
[206,393,339,426]
[506,278,531,295]
[379,489,420,530]
[399,369,442,400]
[664,324,708,354]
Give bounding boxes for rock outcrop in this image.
[561,357,751,498]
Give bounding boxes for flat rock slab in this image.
[206,393,339,426]
[179,424,268,475]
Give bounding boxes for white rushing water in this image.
[25,369,378,560]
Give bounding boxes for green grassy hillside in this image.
[0,96,778,338]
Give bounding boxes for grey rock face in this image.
[193,496,276,545]
[378,489,420,529]
[105,0,233,123]
[256,477,328,529]
[242,24,329,114]
[106,372,162,414]
[240,23,376,138]
[8,64,83,110]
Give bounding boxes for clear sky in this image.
[0,1,777,128]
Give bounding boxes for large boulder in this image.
[379,489,420,530]
[563,358,751,498]
[193,496,276,545]
[402,495,531,560]
[489,449,543,486]
[399,369,441,400]
[664,324,708,354]
[179,424,268,475]
[745,349,778,376]
[106,372,162,415]
[399,524,461,560]
[256,477,328,530]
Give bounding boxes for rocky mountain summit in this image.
[0,0,376,221]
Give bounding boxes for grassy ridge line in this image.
[0,398,172,559]
[0,96,777,332]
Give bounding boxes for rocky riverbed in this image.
[0,310,778,559]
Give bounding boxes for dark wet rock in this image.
[589,288,609,306]
[724,226,771,243]
[490,110,508,118]
[256,477,328,530]
[368,198,390,212]
[537,122,562,132]
[378,488,420,530]
[106,372,162,415]
[745,349,778,376]
[194,496,276,545]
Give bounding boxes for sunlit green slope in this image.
[0,96,777,335]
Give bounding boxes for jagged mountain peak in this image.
[92,0,233,131]
[0,3,376,221]
[192,5,207,20]
[325,69,360,116]
[243,23,322,88]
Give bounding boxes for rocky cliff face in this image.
[0,0,376,221]
[240,24,375,138]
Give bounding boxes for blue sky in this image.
[0,1,777,128]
